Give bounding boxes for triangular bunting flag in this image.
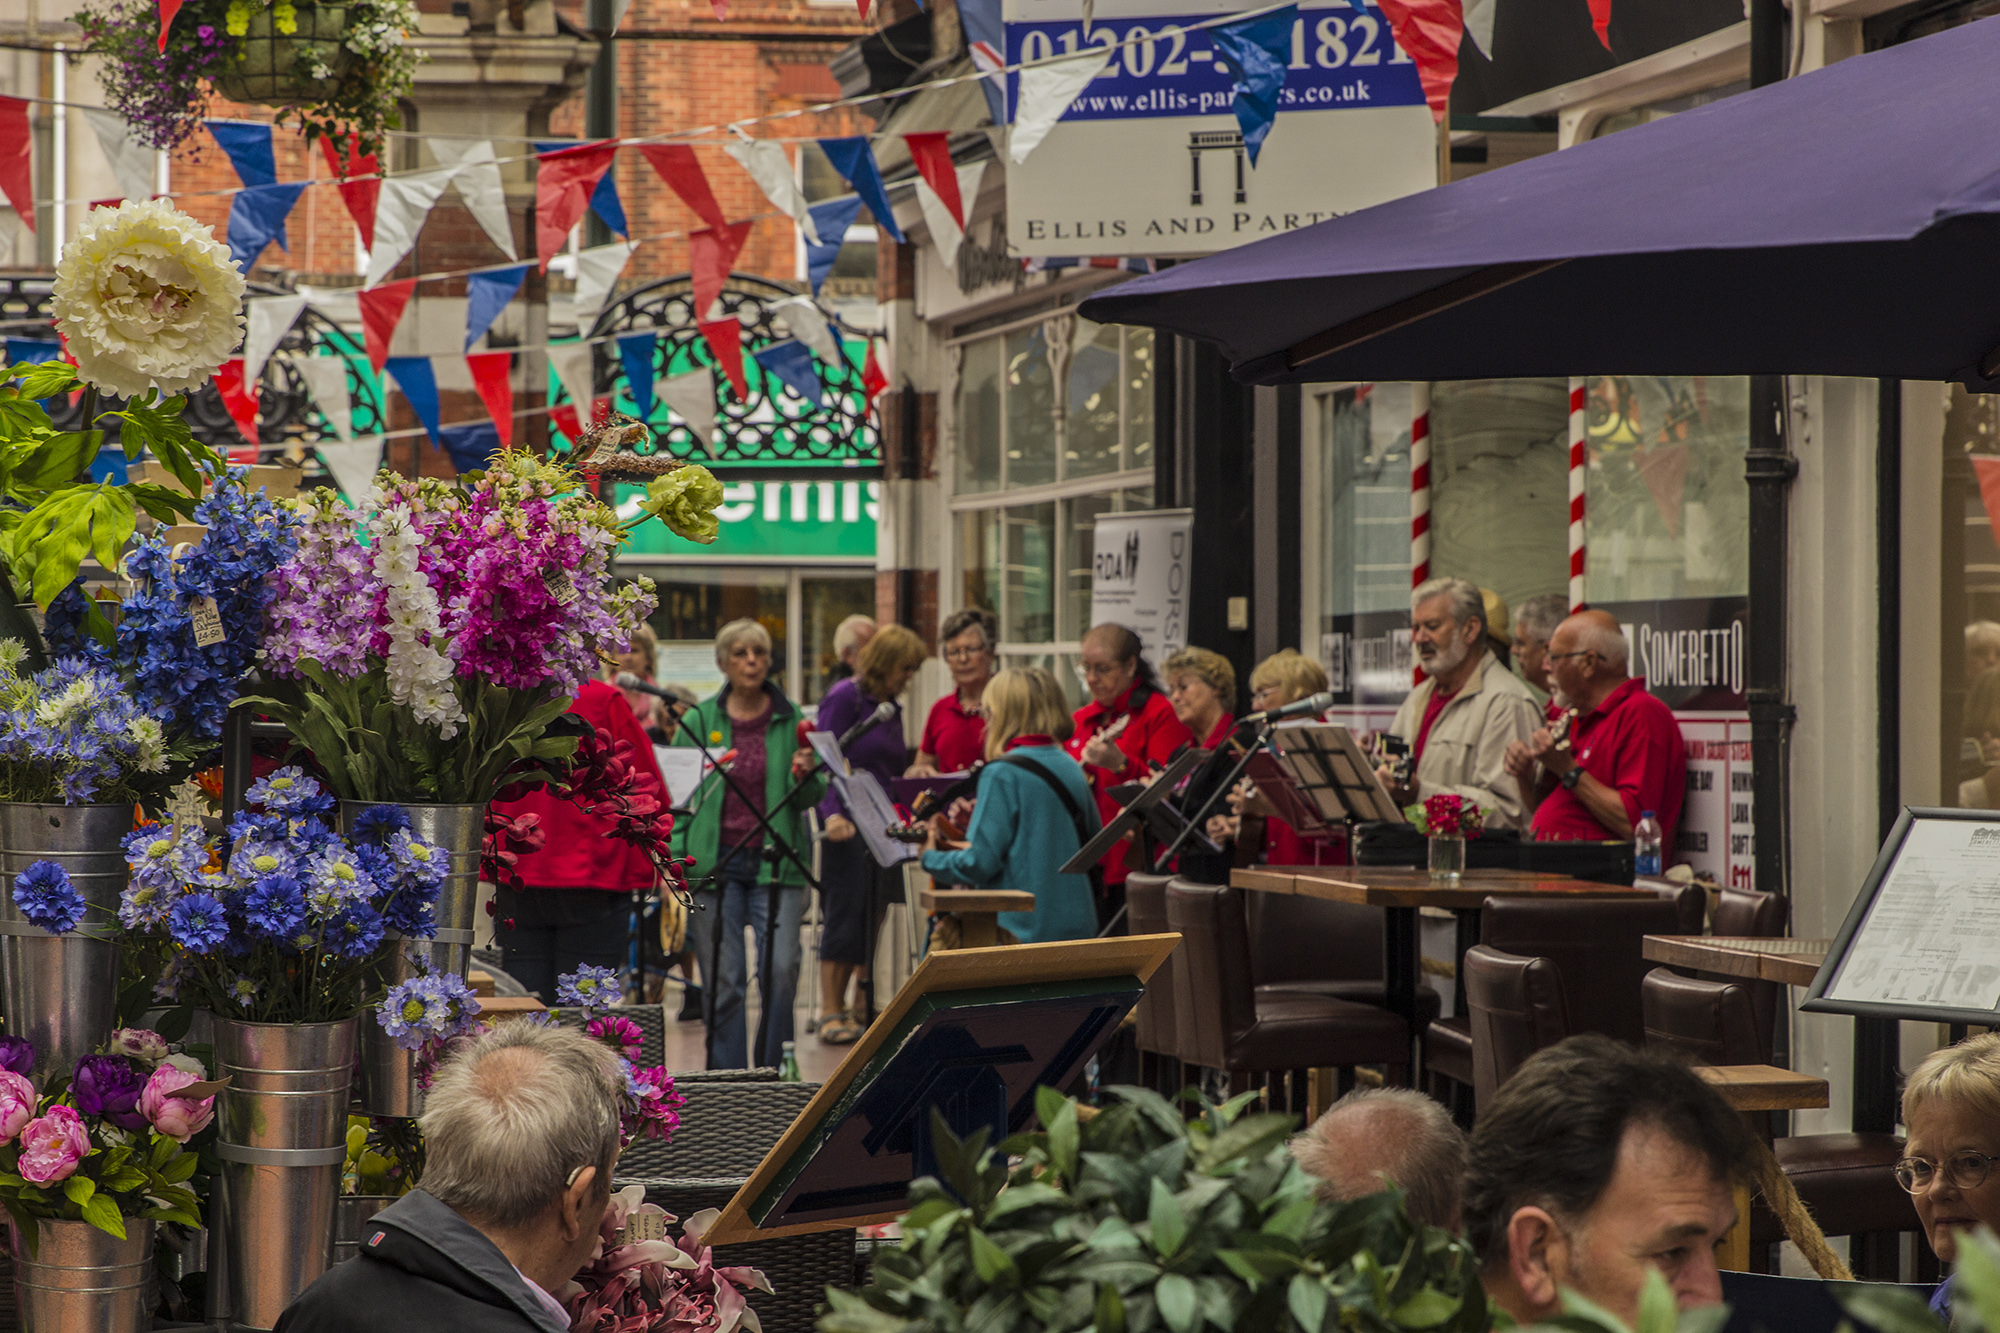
[1587,0,1612,49]
[721,138,816,243]
[243,293,307,387]
[357,279,416,373]
[617,331,658,420]
[658,367,717,456]
[862,340,888,413]
[547,342,599,425]
[293,354,353,443]
[206,119,277,186]
[214,358,260,446]
[550,402,584,444]
[1010,49,1113,163]
[79,108,158,204]
[637,145,728,232]
[589,170,627,238]
[698,318,746,401]
[752,340,823,409]
[438,421,501,475]
[1207,6,1296,166]
[958,0,1007,125]
[1464,0,1497,57]
[315,437,380,500]
[428,138,518,260]
[464,263,530,351]
[689,220,753,322]
[156,0,182,50]
[904,133,964,232]
[1374,0,1464,121]
[772,295,843,367]
[227,182,308,273]
[816,138,904,243]
[365,166,455,288]
[804,195,863,298]
[384,356,443,445]
[466,351,515,448]
[572,240,638,333]
[534,141,619,270]
[0,100,33,234]
[319,134,380,252]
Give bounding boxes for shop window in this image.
[1005,325,1059,488]
[959,509,1003,623]
[1311,383,1414,703]
[1942,385,2000,808]
[646,569,789,698]
[958,336,1003,494]
[1067,320,1124,479]
[1127,329,1155,471]
[1429,378,1569,613]
[1003,501,1058,643]
[1065,492,1117,640]
[800,574,878,704]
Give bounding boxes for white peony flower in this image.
[50,198,246,399]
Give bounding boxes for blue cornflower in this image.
[349,805,412,845]
[167,893,230,953]
[556,965,622,1015]
[328,903,385,959]
[375,972,480,1050]
[123,825,205,890]
[383,829,447,881]
[228,835,297,884]
[12,861,86,934]
[226,810,289,843]
[245,766,329,816]
[119,880,172,931]
[304,846,376,909]
[227,974,261,1009]
[240,875,307,940]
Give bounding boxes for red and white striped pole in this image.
[1568,377,1586,612]
[1411,382,1431,683]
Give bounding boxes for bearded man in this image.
[1376,577,1544,829]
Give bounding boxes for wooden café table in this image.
[1643,934,1831,988]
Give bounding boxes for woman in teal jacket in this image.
[921,667,1100,944]
[668,618,825,1067]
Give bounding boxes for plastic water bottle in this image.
[1634,811,1664,877]
[779,1041,801,1082]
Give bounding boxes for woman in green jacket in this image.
[667,618,825,1068]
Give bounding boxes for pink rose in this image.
[0,1071,36,1143]
[140,1064,214,1142]
[17,1105,89,1184]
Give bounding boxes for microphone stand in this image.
[1150,718,1277,875]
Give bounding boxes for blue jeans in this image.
[686,848,804,1069]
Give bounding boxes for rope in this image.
[1748,1134,1854,1281]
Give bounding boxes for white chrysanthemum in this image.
[50,198,246,399]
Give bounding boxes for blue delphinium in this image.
[167,894,230,952]
[557,965,622,1015]
[12,861,87,934]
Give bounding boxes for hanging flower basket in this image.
[215,2,354,106]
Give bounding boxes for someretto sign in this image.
[1004,0,1436,257]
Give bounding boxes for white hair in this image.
[419,1022,624,1229]
[1514,594,1568,646]
[1576,617,1630,668]
[714,618,774,672]
[1412,577,1484,631]
[833,614,877,662]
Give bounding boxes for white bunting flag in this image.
[427,138,518,261]
[1464,0,1498,58]
[243,294,307,388]
[79,108,159,203]
[772,296,843,367]
[1009,48,1113,164]
[291,353,354,444]
[612,0,633,28]
[364,166,456,288]
[316,438,383,503]
[913,160,990,268]
[658,367,718,456]
[548,342,599,420]
[724,137,819,245]
[572,240,639,331]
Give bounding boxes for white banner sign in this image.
[1002,0,1437,257]
[1088,508,1193,667]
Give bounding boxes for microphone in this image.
[615,672,677,701]
[1239,690,1336,727]
[836,700,897,749]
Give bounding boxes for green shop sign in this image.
[615,479,879,560]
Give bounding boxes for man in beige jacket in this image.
[1376,577,1544,830]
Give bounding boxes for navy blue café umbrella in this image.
[1078,16,2000,390]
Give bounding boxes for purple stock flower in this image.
[0,1036,35,1076]
[72,1054,149,1131]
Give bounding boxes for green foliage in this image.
[0,1123,205,1253]
[820,1085,1489,1333]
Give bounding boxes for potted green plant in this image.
[821,1086,1488,1333]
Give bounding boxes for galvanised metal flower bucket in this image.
[215,3,354,106]
[213,1017,357,1330]
[9,1218,154,1333]
[339,802,485,1117]
[0,803,132,1084]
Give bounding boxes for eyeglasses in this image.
[1081,661,1128,679]
[944,645,988,662]
[1895,1150,2000,1193]
[1546,650,1596,664]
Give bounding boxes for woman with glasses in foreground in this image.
[1901,1033,2000,1315]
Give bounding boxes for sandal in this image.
[818,1016,861,1045]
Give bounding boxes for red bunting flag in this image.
[1586,0,1612,49]
[534,141,619,271]
[156,0,182,50]
[466,351,515,449]
[1373,0,1463,123]
[862,340,888,414]
[699,318,747,401]
[636,145,728,232]
[855,0,868,19]
[357,278,416,373]
[319,134,380,252]
[0,99,34,233]
[689,220,754,323]
[214,358,260,447]
[903,132,964,232]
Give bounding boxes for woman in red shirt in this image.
[909,607,997,776]
[1163,646,1237,750]
[489,679,667,1004]
[1068,623,1194,926]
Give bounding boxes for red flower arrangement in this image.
[1405,792,1484,839]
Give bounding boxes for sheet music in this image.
[1826,818,2000,1010]
[653,747,707,807]
[808,730,849,775]
[835,769,920,869]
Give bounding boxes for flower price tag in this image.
[190,597,226,648]
[544,568,578,606]
[619,1211,666,1244]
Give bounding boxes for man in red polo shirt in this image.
[1517,610,1686,851]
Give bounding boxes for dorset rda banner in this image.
[1003,0,1437,257]
[1089,509,1194,667]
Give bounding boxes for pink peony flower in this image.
[17,1105,89,1184]
[0,1071,37,1143]
[140,1063,215,1142]
[108,1028,169,1064]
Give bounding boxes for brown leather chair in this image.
[1124,873,1182,1093]
[1246,891,1443,1024]
[1463,945,1571,1110]
[1637,877,1709,935]
[1642,967,1768,1066]
[1165,878,1411,1108]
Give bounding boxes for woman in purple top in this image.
[813,623,928,1045]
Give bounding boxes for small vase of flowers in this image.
[1405,793,1483,884]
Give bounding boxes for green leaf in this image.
[109,394,215,496]
[1093,1282,1126,1333]
[1262,1195,1315,1244]
[12,432,98,492]
[14,484,136,605]
[1392,1287,1463,1329]
[985,1183,1071,1224]
[1147,1177,1187,1260]
[61,1175,95,1206]
[158,1150,198,1184]
[1155,1273,1197,1333]
[1633,1268,1677,1333]
[1833,1284,1945,1333]
[1955,1228,2000,1333]
[1561,1284,1638,1333]
[1200,1112,1296,1173]
[967,1227,1018,1286]
[1288,1273,1328,1333]
[1046,1098,1079,1187]
[14,361,78,402]
[79,1193,125,1239]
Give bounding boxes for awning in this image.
[1077,17,2000,389]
